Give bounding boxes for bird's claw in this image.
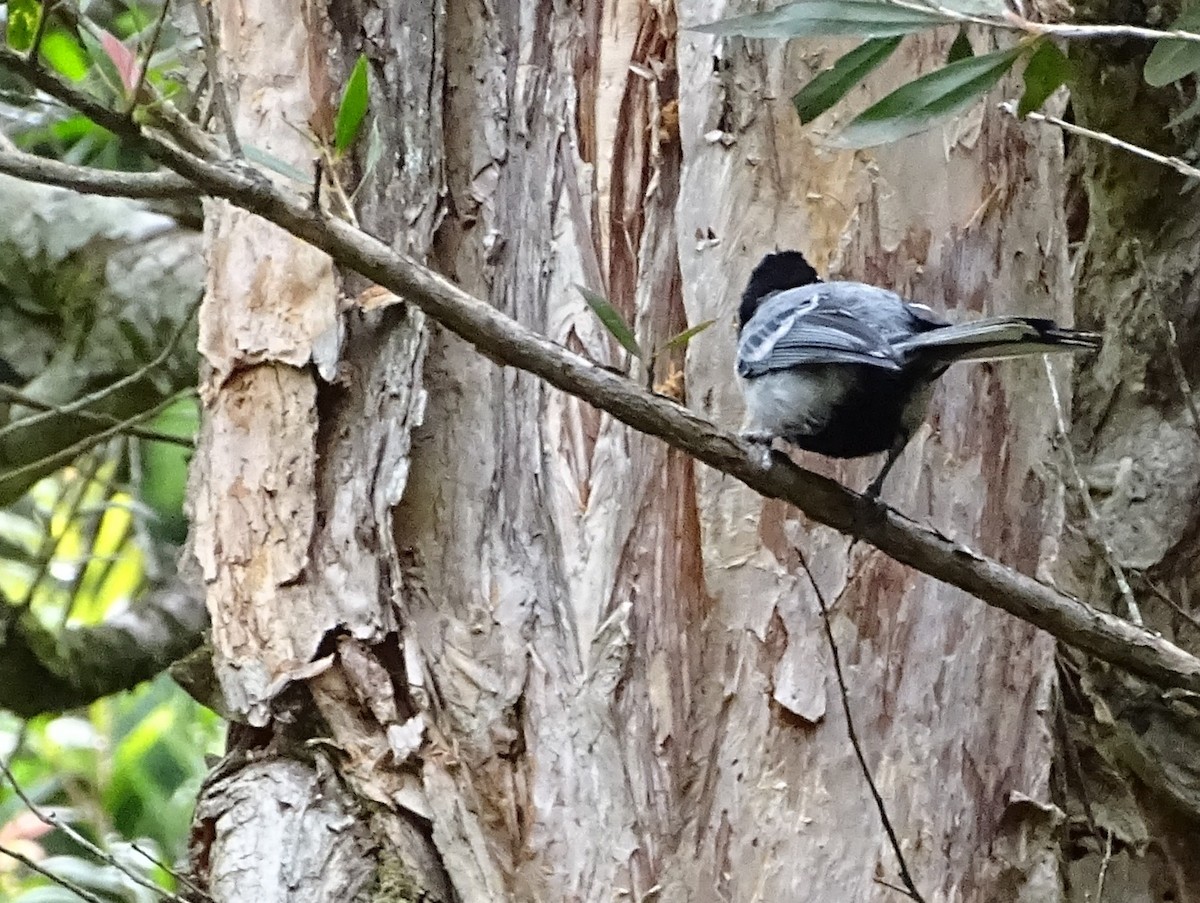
[740,430,777,468]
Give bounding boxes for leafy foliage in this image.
[696,0,1197,145]
[4,0,185,168]
[0,459,221,901]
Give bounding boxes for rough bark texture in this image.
[1055,1,1200,898]
[187,1,1168,901]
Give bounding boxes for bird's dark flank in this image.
[735,250,1101,496]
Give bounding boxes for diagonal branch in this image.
[0,580,208,717]
[1,47,1199,696]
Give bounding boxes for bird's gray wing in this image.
[737,290,902,378]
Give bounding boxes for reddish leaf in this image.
[100,29,139,93]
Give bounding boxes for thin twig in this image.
[27,0,57,62]
[17,453,102,611]
[0,386,194,447]
[0,294,200,444]
[1002,101,1200,181]
[795,548,926,903]
[1137,575,1200,635]
[0,841,106,903]
[1151,310,1200,447]
[1043,358,1143,625]
[0,388,195,495]
[0,148,192,196]
[890,0,1200,43]
[0,759,195,903]
[1095,830,1113,901]
[310,157,323,211]
[129,838,211,899]
[127,0,172,113]
[59,441,125,627]
[190,0,241,156]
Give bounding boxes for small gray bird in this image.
[737,251,1101,496]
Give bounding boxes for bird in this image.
[736,250,1101,497]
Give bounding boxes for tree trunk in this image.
[186,2,1191,901]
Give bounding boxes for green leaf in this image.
[6,0,41,51]
[792,36,902,124]
[576,285,643,360]
[1145,7,1200,87]
[334,53,370,154]
[835,44,1023,148]
[657,319,717,355]
[691,0,952,39]
[41,30,90,81]
[946,28,974,63]
[1018,40,1070,116]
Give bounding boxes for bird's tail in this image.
[895,317,1101,365]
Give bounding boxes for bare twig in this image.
[27,0,57,62]
[1095,829,1113,901]
[1151,311,1200,447]
[189,0,241,156]
[0,386,194,447]
[1,55,1200,695]
[128,0,172,113]
[0,293,200,444]
[889,0,1200,43]
[0,149,191,196]
[1137,575,1200,635]
[0,759,196,903]
[1002,101,1200,181]
[796,549,926,903]
[0,388,195,496]
[59,442,126,627]
[1043,359,1142,625]
[17,453,102,611]
[311,156,323,211]
[0,841,107,903]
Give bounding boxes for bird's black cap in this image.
[739,250,823,330]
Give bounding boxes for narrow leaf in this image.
[576,285,643,360]
[792,36,902,124]
[99,29,139,93]
[334,53,370,154]
[1018,40,1070,117]
[835,44,1023,148]
[691,0,952,39]
[658,320,717,355]
[5,0,40,51]
[1145,7,1200,87]
[946,28,974,63]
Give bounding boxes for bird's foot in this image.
[740,430,777,468]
